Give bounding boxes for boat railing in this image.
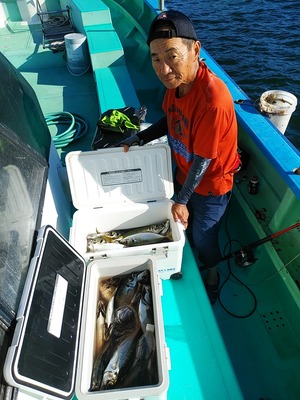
[159,0,165,10]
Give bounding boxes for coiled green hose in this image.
[44,111,88,148]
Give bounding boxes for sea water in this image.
[165,0,300,148]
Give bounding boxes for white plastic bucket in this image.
[259,90,297,134]
[64,33,90,76]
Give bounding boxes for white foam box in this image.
[65,145,185,280]
[4,226,170,400]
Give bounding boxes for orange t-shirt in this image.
[163,62,239,196]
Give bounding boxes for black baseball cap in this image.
[147,10,198,46]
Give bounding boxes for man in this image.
[122,10,240,304]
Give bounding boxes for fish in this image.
[86,232,106,252]
[119,219,171,239]
[120,232,170,247]
[86,231,125,251]
[96,229,124,239]
[99,277,120,306]
[114,269,150,309]
[119,324,157,388]
[100,328,141,390]
[91,307,140,391]
[157,218,171,236]
[109,305,140,341]
[138,284,154,333]
[96,219,171,241]
[90,338,113,391]
[104,294,115,339]
[87,240,124,253]
[87,219,172,251]
[87,232,105,241]
[90,268,155,391]
[95,301,107,358]
[134,324,156,371]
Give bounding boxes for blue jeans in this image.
[187,191,231,269]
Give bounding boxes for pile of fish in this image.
[90,265,158,391]
[86,219,172,253]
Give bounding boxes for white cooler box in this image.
[65,145,185,280]
[4,226,170,400]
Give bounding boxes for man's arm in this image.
[138,115,168,143]
[172,155,211,228]
[121,116,168,151]
[176,155,211,204]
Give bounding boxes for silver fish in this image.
[87,220,172,252]
[100,329,140,389]
[95,219,171,242]
[104,294,115,338]
[120,232,169,247]
[90,339,112,391]
[87,233,106,252]
[120,219,171,239]
[95,301,106,358]
[138,284,154,333]
[87,239,124,253]
[119,324,157,388]
[87,232,104,241]
[114,269,150,309]
[86,231,124,252]
[96,229,123,239]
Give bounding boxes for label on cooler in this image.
[101,168,142,186]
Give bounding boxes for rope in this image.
[45,15,69,28]
[44,111,88,148]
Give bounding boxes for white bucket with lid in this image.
[65,33,90,76]
[259,90,297,134]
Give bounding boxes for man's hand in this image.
[171,203,189,229]
[115,134,142,152]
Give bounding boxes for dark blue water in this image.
[165,0,300,148]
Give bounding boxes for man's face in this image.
[150,38,200,89]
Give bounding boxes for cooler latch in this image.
[88,254,108,261]
[150,246,168,258]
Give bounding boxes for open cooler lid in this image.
[4,225,86,399]
[65,144,173,210]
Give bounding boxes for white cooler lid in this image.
[65,144,173,210]
[4,225,86,399]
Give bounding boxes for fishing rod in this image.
[222,221,300,267]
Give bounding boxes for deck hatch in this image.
[261,310,286,330]
[260,310,300,359]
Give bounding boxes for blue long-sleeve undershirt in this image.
[137,116,168,144]
[175,156,211,205]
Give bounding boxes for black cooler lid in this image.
[4,226,86,399]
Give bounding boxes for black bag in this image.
[92,106,142,149]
